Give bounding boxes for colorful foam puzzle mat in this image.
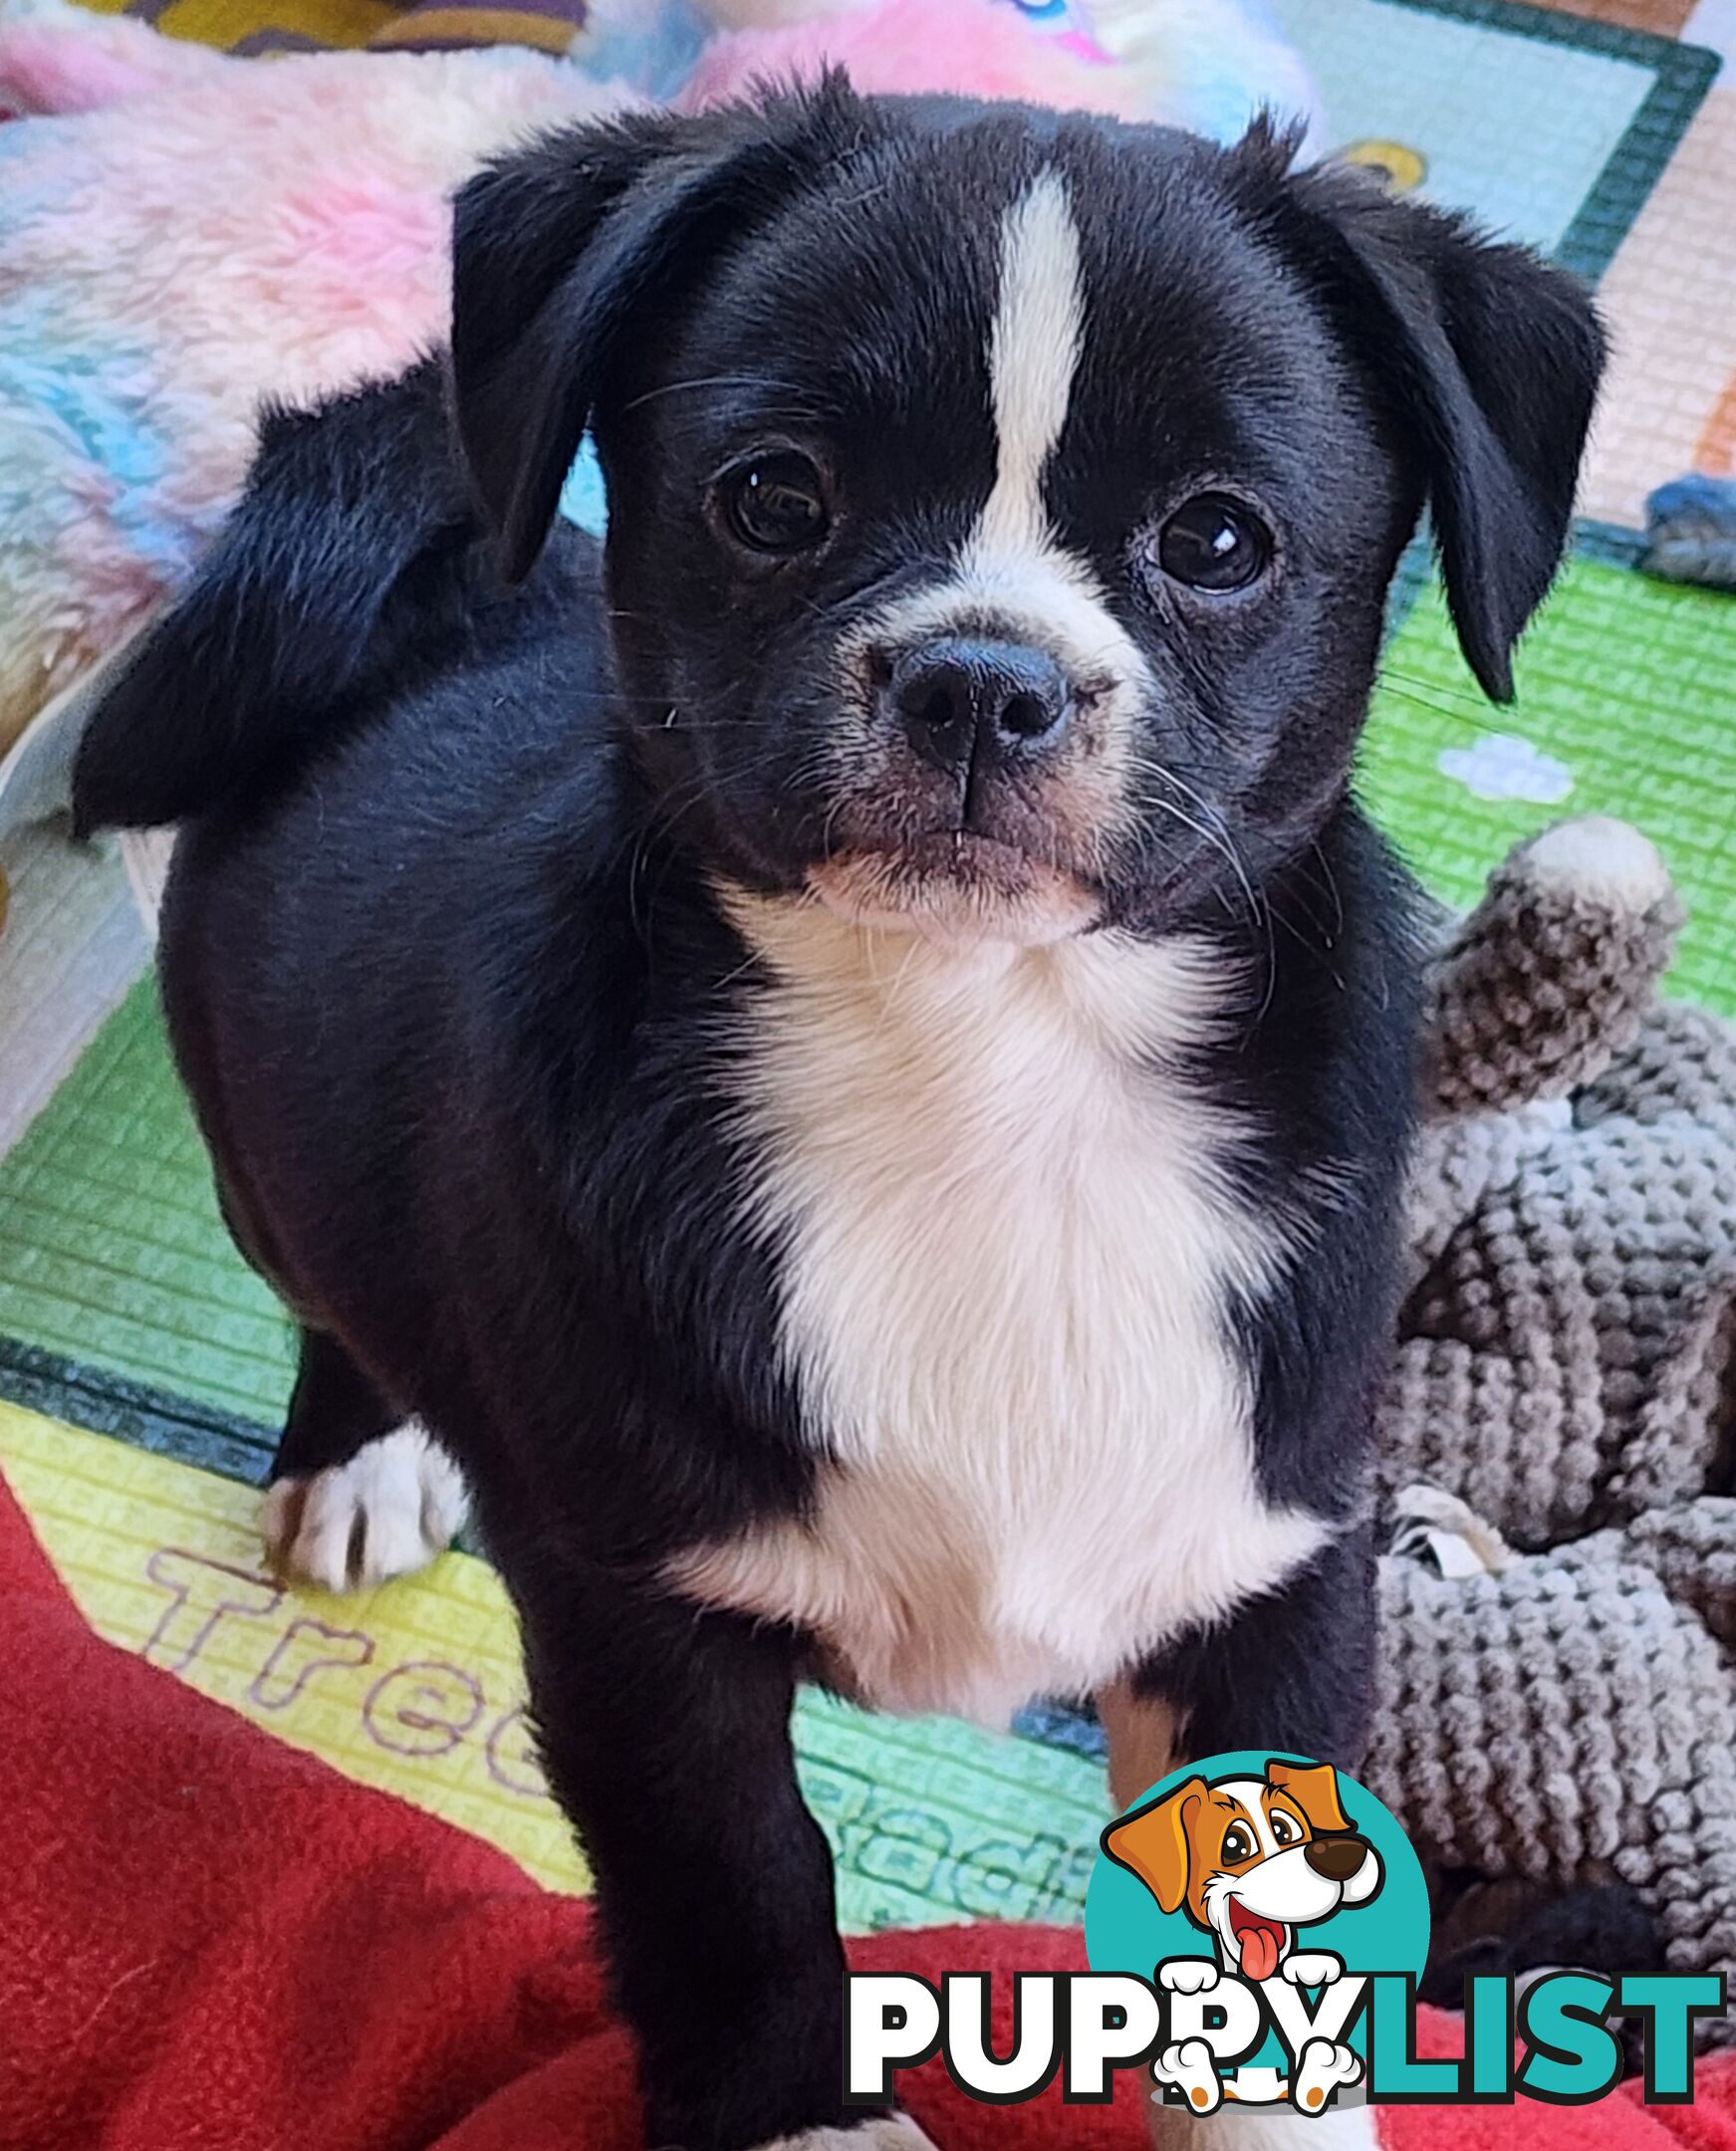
[1272,0,1717,272]
[2,0,1734,1915]
[1364,549,1736,1020]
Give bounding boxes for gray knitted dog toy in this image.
[1362,816,1736,2025]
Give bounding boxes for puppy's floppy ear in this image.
[451,77,866,582]
[1266,1760,1352,1836]
[1277,155,1605,703]
[1103,1777,1205,1915]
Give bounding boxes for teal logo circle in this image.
[1086,1752,1429,2111]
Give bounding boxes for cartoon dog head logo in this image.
[1104,1759,1383,1983]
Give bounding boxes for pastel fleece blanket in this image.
[0,0,1319,799]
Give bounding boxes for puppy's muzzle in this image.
[879,634,1074,774]
[1304,1834,1371,1883]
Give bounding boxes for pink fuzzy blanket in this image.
[0,6,627,759]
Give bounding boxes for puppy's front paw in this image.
[754,2119,936,2150]
[1291,2037,1363,2114]
[1149,2101,1377,2146]
[1282,1953,1344,1989]
[1158,1957,1222,1997]
[262,1422,467,1592]
[1152,2036,1224,2114]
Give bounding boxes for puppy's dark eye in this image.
[720,452,831,556]
[1271,1811,1299,1846]
[1221,1823,1256,1864]
[1154,493,1271,593]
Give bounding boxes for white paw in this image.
[1291,2038,1363,2115]
[753,2120,936,2150]
[1153,2036,1223,2114]
[1148,2098,1377,2146]
[1159,1957,1222,1996]
[262,1423,468,1592]
[1282,1953,1344,1988]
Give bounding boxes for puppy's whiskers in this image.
[1374,671,1504,738]
[627,738,812,945]
[1134,756,1278,1023]
[1135,759,1259,918]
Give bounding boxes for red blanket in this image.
[1,1462,1732,2151]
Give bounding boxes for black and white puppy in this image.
[74,82,1602,2151]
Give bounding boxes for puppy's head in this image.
[452,83,1601,948]
[1104,1760,1382,1980]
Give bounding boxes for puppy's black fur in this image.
[75,85,1602,2150]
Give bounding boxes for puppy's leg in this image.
[1135,1531,1376,1779]
[1098,1532,1373,1811]
[1119,1538,1380,2151]
[1096,1678,1186,1812]
[510,1561,932,2151]
[262,1328,467,1591]
[1148,2104,1377,2148]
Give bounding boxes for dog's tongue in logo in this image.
[1230,1902,1285,1982]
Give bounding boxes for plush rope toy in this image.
[1364,817,1736,2024]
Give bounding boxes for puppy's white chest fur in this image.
[672,903,1328,1724]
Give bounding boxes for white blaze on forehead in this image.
[842,164,1141,715]
[834,160,1150,855]
[980,168,1086,555]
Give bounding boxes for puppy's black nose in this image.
[885,637,1072,769]
[1304,1836,1369,1883]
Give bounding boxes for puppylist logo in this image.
[846,1752,1727,2114]
[1099,1754,1393,2114]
